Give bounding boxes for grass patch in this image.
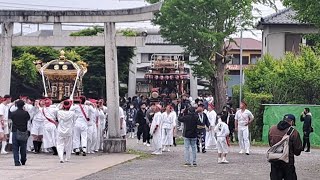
[126,149,152,159]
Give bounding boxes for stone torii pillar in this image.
[0,22,13,96]
[104,22,125,152]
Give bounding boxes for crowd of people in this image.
[0,93,245,166]
[122,94,256,166]
[0,95,109,166]
[0,93,313,180]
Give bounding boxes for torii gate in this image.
[0,2,162,152]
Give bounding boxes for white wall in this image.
[263,25,319,59]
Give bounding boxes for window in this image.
[232,54,240,65]
[141,53,150,62]
[285,34,302,54]
[232,55,249,65]
[242,56,249,65]
[250,54,261,64]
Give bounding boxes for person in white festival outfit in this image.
[86,99,98,154]
[95,99,107,151]
[56,100,76,163]
[150,104,162,155]
[119,106,126,139]
[235,101,254,155]
[0,95,12,154]
[161,104,176,152]
[205,103,217,150]
[42,98,59,155]
[31,99,46,153]
[214,116,230,164]
[70,96,95,156]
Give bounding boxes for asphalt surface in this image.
[80,139,320,180]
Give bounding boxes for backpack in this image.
[266,127,294,163]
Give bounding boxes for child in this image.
[214,115,230,164]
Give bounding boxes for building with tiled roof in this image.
[225,38,262,96]
[257,8,318,58]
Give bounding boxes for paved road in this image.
[81,139,320,180]
[0,151,137,180]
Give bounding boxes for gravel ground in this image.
[81,139,320,180]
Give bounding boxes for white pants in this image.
[205,128,217,148]
[72,121,88,150]
[2,121,9,134]
[120,120,126,137]
[87,125,97,152]
[43,123,57,148]
[57,134,72,161]
[238,126,250,151]
[217,136,228,154]
[152,130,162,151]
[161,128,173,146]
[27,136,33,151]
[31,121,44,136]
[96,123,103,150]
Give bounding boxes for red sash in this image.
[42,108,58,126]
[79,104,90,122]
[226,136,230,147]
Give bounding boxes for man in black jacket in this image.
[178,107,199,167]
[196,103,210,153]
[300,108,312,152]
[268,114,302,180]
[11,100,30,166]
[136,102,150,146]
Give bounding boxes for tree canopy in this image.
[283,0,320,27]
[147,0,257,111]
[68,27,134,98]
[245,47,320,104]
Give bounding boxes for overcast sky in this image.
[0,0,286,40]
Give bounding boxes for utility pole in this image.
[239,26,243,107]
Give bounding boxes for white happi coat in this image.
[205,110,217,148]
[214,119,230,153]
[119,107,126,137]
[161,111,176,146]
[150,111,162,150]
[31,107,45,136]
[87,107,99,152]
[235,109,254,151]
[57,110,76,161]
[0,103,10,134]
[42,106,58,148]
[96,108,106,150]
[70,104,95,150]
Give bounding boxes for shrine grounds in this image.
[81,139,320,180]
[1,138,319,180]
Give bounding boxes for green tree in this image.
[12,53,39,85]
[68,27,134,98]
[11,52,44,98]
[245,47,320,104]
[13,46,59,62]
[10,47,82,98]
[283,0,320,27]
[147,0,254,112]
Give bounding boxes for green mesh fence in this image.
[262,104,320,146]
